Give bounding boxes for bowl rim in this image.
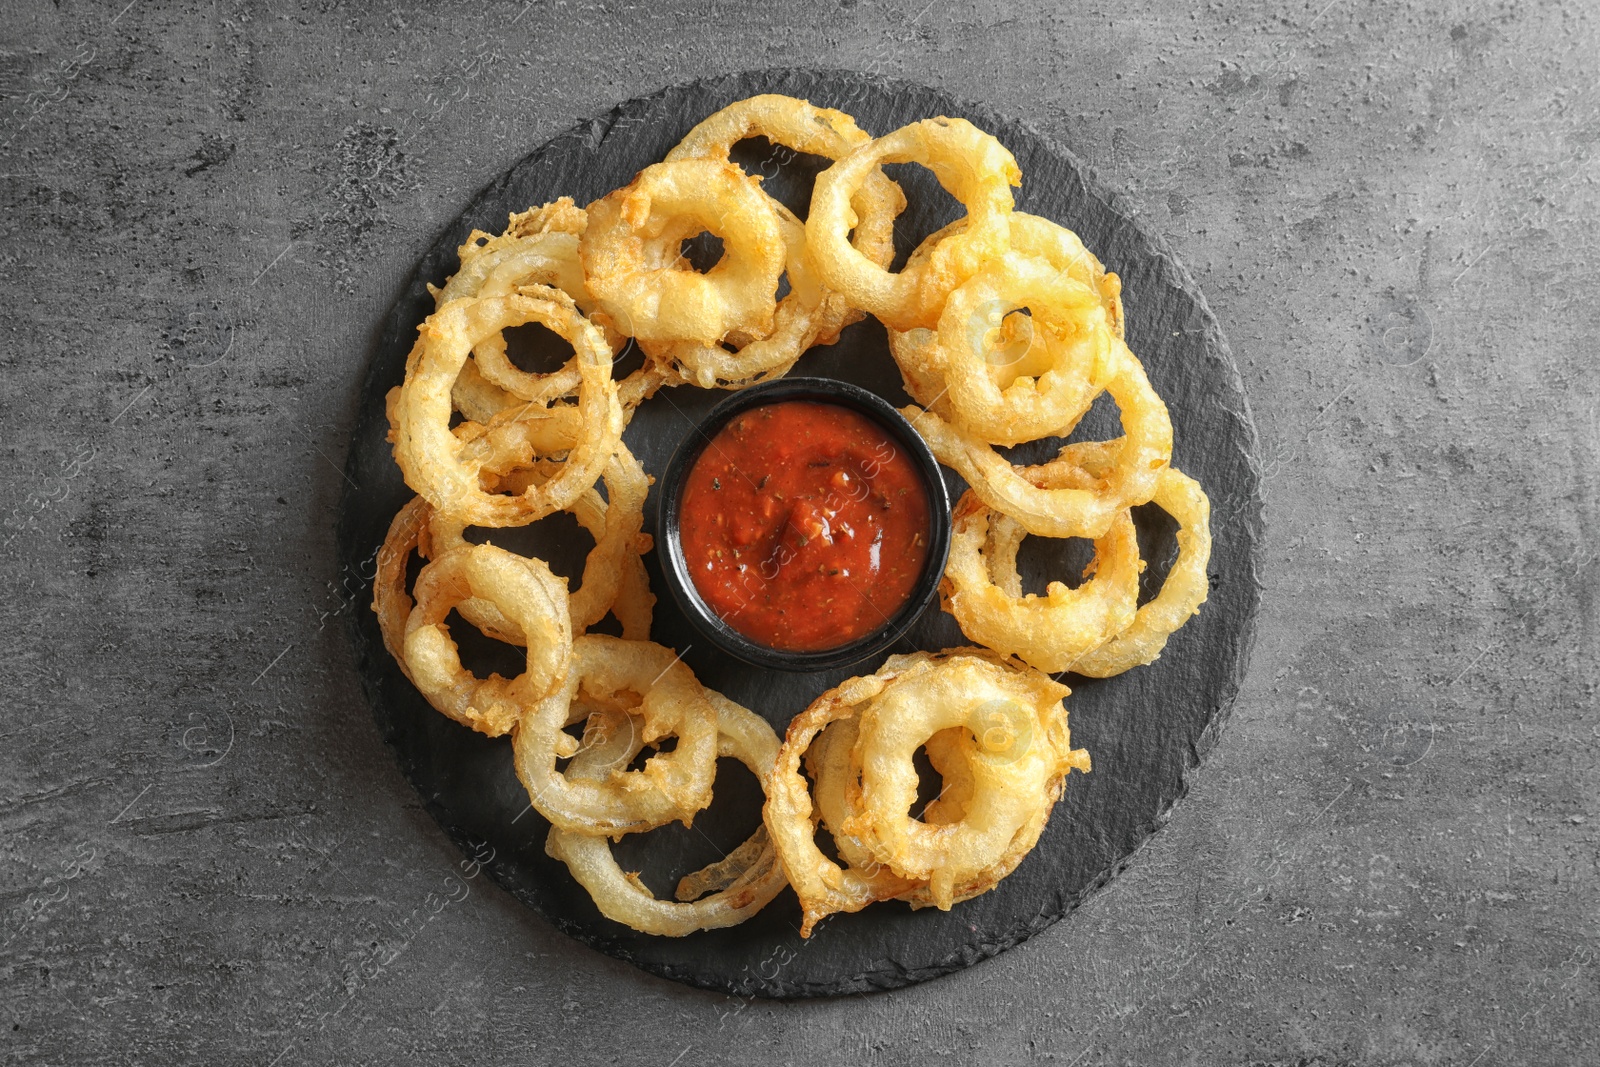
[654,376,953,673]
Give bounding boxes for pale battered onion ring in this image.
[807,117,1020,331]
[544,691,788,936]
[513,635,719,834]
[391,287,624,527]
[429,443,653,642]
[402,544,573,737]
[657,94,905,383]
[1026,442,1213,677]
[581,159,784,344]
[902,336,1172,539]
[941,489,1140,675]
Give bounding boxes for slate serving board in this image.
[337,68,1264,998]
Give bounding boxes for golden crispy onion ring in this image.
[929,252,1116,446]
[402,544,573,737]
[809,719,973,857]
[840,651,1087,908]
[765,650,1090,932]
[581,159,784,344]
[391,287,624,527]
[428,442,653,642]
[807,117,1020,331]
[636,206,820,389]
[1024,443,1212,677]
[941,486,1141,675]
[543,691,787,935]
[892,212,1124,346]
[433,199,676,415]
[805,705,1053,912]
[513,635,719,835]
[903,337,1172,539]
[889,212,1125,436]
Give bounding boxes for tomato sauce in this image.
[678,401,932,652]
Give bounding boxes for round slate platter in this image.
[338,68,1264,998]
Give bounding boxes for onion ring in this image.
[806,703,1054,912]
[889,212,1125,434]
[841,651,1087,908]
[372,496,433,684]
[513,635,719,834]
[929,252,1116,445]
[544,691,787,935]
[402,544,573,737]
[390,286,624,527]
[581,159,785,344]
[428,442,653,641]
[1025,443,1213,677]
[940,486,1140,675]
[902,336,1172,538]
[765,649,1089,930]
[807,117,1020,331]
[763,658,926,936]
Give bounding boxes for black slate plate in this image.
[338,68,1263,998]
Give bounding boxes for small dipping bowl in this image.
[656,378,952,673]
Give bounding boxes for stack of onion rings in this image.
[763,650,1090,934]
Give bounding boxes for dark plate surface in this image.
[338,68,1264,998]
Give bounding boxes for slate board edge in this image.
[336,66,1265,1000]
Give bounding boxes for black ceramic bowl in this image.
[656,377,951,673]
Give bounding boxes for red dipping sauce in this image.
[678,401,932,652]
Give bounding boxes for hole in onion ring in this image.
[500,321,578,376]
[611,339,646,385]
[608,755,766,899]
[1130,499,1181,608]
[968,305,1036,373]
[440,607,527,680]
[909,743,947,824]
[990,391,1126,469]
[1013,533,1098,596]
[1059,390,1125,448]
[460,511,596,595]
[879,161,966,272]
[677,231,726,274]
[624,733,679,773]
[726,135,833,221]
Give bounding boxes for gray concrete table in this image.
[3,1,1595,1063]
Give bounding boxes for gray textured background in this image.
[2,0,1596,1063]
